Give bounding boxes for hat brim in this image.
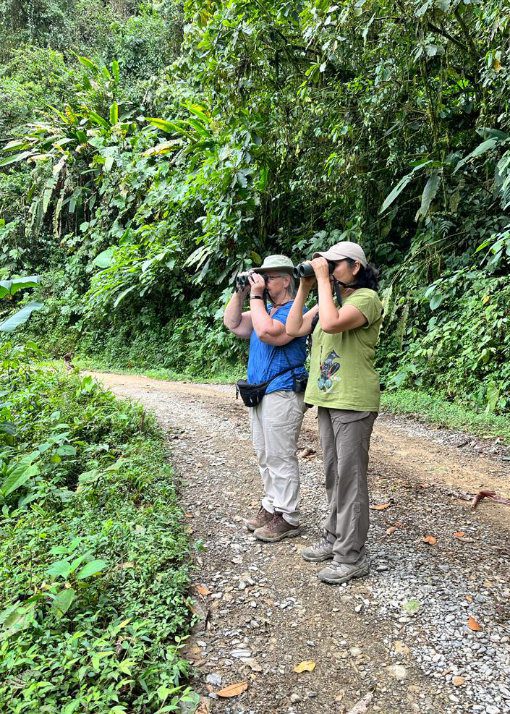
[312,250,367,267]
[253,266,294,274]
[313,250,344,261]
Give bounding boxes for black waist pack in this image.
[235,363,304,408]
[235,379,271,407]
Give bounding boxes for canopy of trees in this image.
[1,0,509,412]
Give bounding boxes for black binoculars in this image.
[293,261,335,279]
[235,271,268,291]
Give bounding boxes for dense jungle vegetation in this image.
[0,1,508,710]
[1,0,509,413]
[0,348,196,711]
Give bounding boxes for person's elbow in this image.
[321,319,342,334]
[257,329,274,343]
[223,316,239,334]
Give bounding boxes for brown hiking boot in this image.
[245,506,273,532]
[254,512,301,543]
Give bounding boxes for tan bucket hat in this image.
[313,241,367,268]
[253,254,295,274]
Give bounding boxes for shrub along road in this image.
[91,373,510,714]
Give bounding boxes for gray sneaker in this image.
[301,537,334,562]
[318,556,369,585]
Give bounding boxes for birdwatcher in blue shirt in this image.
[223,255,314,542]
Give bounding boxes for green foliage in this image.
[381,388,510,444]
[0,275,43,333]
[0,0,509,415]
[381,269,510,413]
[0,358,197,711]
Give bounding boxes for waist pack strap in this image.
[235,363,303,400]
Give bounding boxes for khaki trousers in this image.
[250,391,305,526]
[318,408,377,563]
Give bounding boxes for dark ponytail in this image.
[346,259,380,291]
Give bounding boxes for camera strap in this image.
[333,278,359,306]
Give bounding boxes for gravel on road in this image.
[90,373,510,714]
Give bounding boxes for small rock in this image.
[205,673,222,686]
[231,648,252,658]
[242,657,262,672]
[394,641,410,656]
[387,664,407,681]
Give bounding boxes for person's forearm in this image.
[250,298,278,338]
[317,277,338,332]
[286,284,309,335]
[223,292,246,331]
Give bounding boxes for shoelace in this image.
[312,538,331,549]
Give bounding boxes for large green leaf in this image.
[77,56,100,74]
[93,248,115,269]
[143,139,183,157]
[415,171,441,220]
[1,463,39,497]
[453,138,500,174]
[146,118,194,140]
[0,276,39,299]
[0,302,43,333]
[111,60,120,83]
[76,559,108,580]
[109,102,119,126]
[113,285,137,308]
[147,118,181,134]
[87,111,110,129]
[0,151,34,167]
[185,104,212,124]
[379,161,433,214]
[47,560,73,579]
[51,588,76,617]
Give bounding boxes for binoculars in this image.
[293,261,335,278]
[235,271,268,291]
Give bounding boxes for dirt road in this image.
[91,372,510,714]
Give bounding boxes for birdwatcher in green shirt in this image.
[286,241,383,585]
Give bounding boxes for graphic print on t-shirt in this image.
[318,349,340,392]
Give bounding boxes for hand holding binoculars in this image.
[235,260,335,291]
[293,261,335,278]
[235,271,268,291]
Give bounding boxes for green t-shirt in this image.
[304,288,383,411]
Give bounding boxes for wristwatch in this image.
[250,295,264,300]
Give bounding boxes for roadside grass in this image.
[73,355,244,384]
[74,356,510,446]
[0,358,198,712]
[381,389,510,445]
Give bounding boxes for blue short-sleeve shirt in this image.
[247,301,308,395]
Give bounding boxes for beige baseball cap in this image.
[313,241,367,268]
[254,255,295,274]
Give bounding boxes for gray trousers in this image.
[318,408,377,563]
[250,391,305,526]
